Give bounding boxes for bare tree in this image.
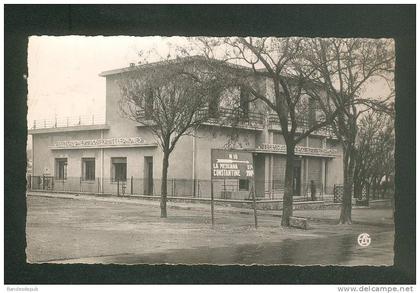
[354,111,395,202]
[302,38,395,224]
[196,37,340,226]
[118,59,214,218]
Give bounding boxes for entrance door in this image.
[293,160,301,196]
[144,157,153,195]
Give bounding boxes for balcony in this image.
[28,114,109,134]
[135,107,335,136]
[199,107,265,130]
[135,107,266,130]
[268,114,335,138]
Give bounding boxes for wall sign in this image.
[256,143,337,157]
[211,149,254,179]
[50,137,156,150]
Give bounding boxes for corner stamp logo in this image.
[357,233,371,247]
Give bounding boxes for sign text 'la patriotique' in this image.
[49,137,155,149]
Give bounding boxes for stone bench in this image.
[289,216,308,230]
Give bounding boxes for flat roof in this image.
[98,55,258,77]
[28,124,110,135]
[98,55,322,89]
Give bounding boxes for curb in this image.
[27,191,392,227]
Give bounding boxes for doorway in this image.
[144,156,153,195]
[293,160,301,196]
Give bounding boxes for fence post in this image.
[97,177,100,194]
[42,175,45,190]
[131,176,133,195]
[251,181,258,229]
[210,180,214,227]
[28,175,31,190]
[272,180,275,199]
[171,179,174,197]
[80,177,82,192]
[117,179,120,197]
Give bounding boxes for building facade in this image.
[29,58,343,200]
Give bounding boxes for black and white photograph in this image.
[26,35,396,266]
[4,3,416,287]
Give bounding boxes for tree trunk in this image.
[373,177,380,199]
[369,177,375,199]
[160,151,169,218]
[353,178,363,200]
[281,143,295,227]
[383,175,389,197]
[339,147,355,224]
[365,183,370,205]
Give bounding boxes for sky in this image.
[27,36,394,127]
[27,36,192,125]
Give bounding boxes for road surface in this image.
[26,195,394,265]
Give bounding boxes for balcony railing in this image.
[30,114,106,130]
[198,107,265,129]
[268,114,335,137]
[135,107,335,136]
[136,107,266,130]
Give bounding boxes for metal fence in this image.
[27,175,328,201]
[333,184,394,204]
[30,114,106,129]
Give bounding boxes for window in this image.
[55,158,67,180]
[112,157,127,181]
[239,179,249,191]
[207,82,223,118]
[144,88,154,120]
[82,158,95,181]
[308,98,317,127]
[208,95,219,118]
[239,88,250,119]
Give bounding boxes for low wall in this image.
[27,190,324,211]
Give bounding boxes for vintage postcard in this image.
[26,35,395,266]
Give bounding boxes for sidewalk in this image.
[27,190,280,216]
[26,191,393,227]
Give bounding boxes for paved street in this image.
[26,194,394,265]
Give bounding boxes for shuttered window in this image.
[82,158,95,181]
[111,157,127,181]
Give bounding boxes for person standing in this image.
[310,180,317,201]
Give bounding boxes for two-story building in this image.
[28,56,343,200]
